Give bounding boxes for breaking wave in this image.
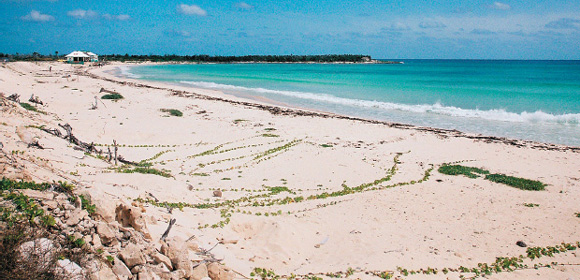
[180,80,580,125]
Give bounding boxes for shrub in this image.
[160,109,183,117]
[101,93,123,100]
[19,102,38,112]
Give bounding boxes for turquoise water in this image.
[124,60,580,146]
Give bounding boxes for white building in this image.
[65,51,98,63]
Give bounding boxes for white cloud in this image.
[103,14,131,21]
[236,2,254,10]
[491,2,511,10]
[21,10,54,22]
[67,9,98,19]
[178,4,207,16]
[385,22,411,31]
[419,21,447,29]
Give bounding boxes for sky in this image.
[1,0,579,59]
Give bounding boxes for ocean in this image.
[122,60,580,146]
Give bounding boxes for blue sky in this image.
[1,0,579,59]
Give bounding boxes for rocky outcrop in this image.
[3,186,235,280]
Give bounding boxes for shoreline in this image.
[95,62,580,152]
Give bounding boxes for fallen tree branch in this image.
[160,218,176,241]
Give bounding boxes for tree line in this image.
[0,52,373,63]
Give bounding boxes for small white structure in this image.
[65,51,98,63]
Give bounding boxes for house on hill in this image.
[65,51,98,64]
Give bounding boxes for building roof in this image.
[65,51,91,58]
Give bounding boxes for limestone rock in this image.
[191,263,209,280]
[96,222,118,246]
[119,243,147,269]
[207,263,233,280]
[111,256,132,279]
[116,203,151,238]
[18,238,55,268]
[56,259,84,280]
[66,209,88,226]
[152,252,173,270]
[18,189,54,201]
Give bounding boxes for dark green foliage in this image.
[160,108,183,117]
[19,102,38,112]
[438,164,489,178]
[79,195,96,215]
[485,174,545,191]
[101,93,124,100]
[320,144,333,148]
[439,164,545,191]
[101,54,373,63]
[0,177,51,191]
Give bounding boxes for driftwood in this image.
[100,88,119,95]
[160,218,176,241]
[117,155,138,166]
[29,94,43,105]
[7,94,20,103]
[27,140,44,150]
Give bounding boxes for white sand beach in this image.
[1,61,580,279]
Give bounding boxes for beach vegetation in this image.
[320,144,333,148]
[484,174,545,191]
[438,164,489,178]
[523,203,539,207]
[113,165,172,178]
[160,108,183,117]
[19,102,46,114]
[262,134,280,137]
[101,93,124,100]
[439,164,545,191]
[575,212,580,218]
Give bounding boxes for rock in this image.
[213,190,222,198]
[97,222,118,246]
[119,243,147,269]
[66,209,88,226]
[191,263,209,280]
[88,260,117,280]
[18,238,55,268]
[74,196,82,209]
[152,252,173,270]
[56,259,84,280]
[116,203,151,238]
[18,189,54,200]
[91,233,103,249]
[207,263,233,280]
[87,191,117,222]
[111,256,132,279]
[41,199,59,210]
[160,237,186,265]
[516,241,527,247]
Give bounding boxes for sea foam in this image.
[180,81,580,125]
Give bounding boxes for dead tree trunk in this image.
[113,140,118,165]
[160,218,176,241]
